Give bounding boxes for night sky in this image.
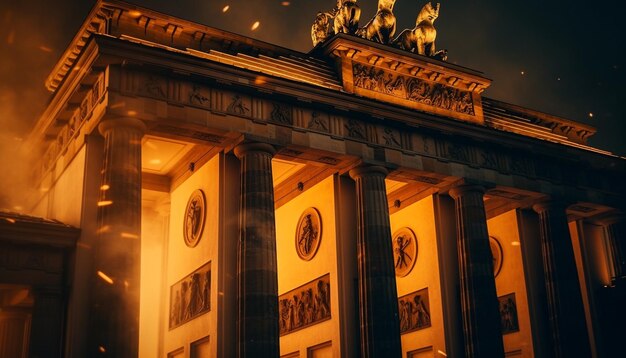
[1,0,624,155]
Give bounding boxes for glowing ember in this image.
[4,218,16,224]
[251,21,260,31]
[100,184,110,191]
[121,232,140,239]
[281,1,291,5]
[222,5,230,13]
[97,271,114,284]
[254,76,267,85]
[99,346,106,353]
[97,200,113,207]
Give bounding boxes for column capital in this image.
[590,212,626,226]
[233,142,276,159]
[98,117,146,136]
[448,184,485,199]
[532,199,569,214]
[348,165,388,180]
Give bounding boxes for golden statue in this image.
[333,0,361,35]
[356,0,397,44]
[311,10,336,47]
[392,2,440,56]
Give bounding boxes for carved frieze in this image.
[226,94,251,116]
[352,62,475,116]
[187,84,211,108]
[279,274,331,335]
[345,119,367,140]
[269,102,293,125]
[381,127,402,148]
[307,111,330,133]
[169,262,211,329]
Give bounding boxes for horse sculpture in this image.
[334,0,361,35]
[356,0,397,44]
[311,10,337,47]
[392,2,440,56]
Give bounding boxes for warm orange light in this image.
[97,225,111,234]
[281,1,290,5]
[511,241,521,246]
[121,232,140,239]
[520,71,525,75]
[99,346,106,353]
[254,76,267,85]
[39,45,52,52]
[100,184,110,191]
[97,200,113,207]
[588,112,594,118]
[222,5,230,13]
[127,110,137,116]
[251,21,260,31]
[128,10,142,17]
[4,218,16,224]
[149,158,162,165]
[13,206,23,211]
[97,271,114,284]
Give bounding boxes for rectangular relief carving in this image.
[398,287,431,334]
[499,292,520,334]
[169,261,211,330]
[279,273,331,335]
[353,62,475,116]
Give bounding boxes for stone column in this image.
[92,117,145,357]
[448,185,504,358]
[349,166,401,358]
[597,215,626,282]
[532,201,591,357]
[233,143,279,358]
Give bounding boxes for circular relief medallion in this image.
[489,236,503,277]
[392,227,418,277]
[295,207,322,261]
[183,189,206,248]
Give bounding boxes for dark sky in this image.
[1,0,624,155]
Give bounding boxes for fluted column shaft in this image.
[448,185,504,358]
[93,117,145,357]
[533,201,590,357]
[599,216,626,281]
[234,143,279,358]
[349,166,401,358]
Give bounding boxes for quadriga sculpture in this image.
[392,2,440,56]
[311,10,337,47]
[356,0,397,44]
[334,0,361,35]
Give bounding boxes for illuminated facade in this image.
[1,0,625,357]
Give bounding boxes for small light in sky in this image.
[520,71,525,75]
[588,112,594,118]
[557,77,561,81]
[281,1,291,5]
[251,21,260,31]
[222,5,230,13]
[99,346,106,353]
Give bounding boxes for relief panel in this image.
[279,274,331,335]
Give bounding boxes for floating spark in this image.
[222,5,230,13]
[39,45,52,52]
[588,112,594,118]
[97,200,113,207]
[281,1,291,5]
[251,21,260,31]
[97,271,114,284]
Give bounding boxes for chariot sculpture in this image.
[311,1,447,61]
